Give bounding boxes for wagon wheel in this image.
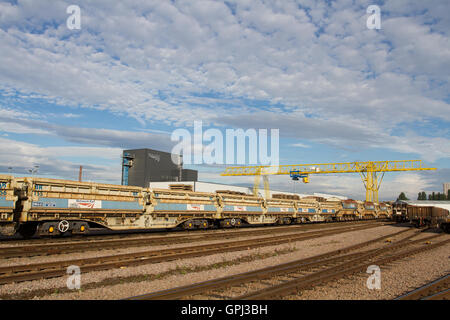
[58,220,70,233]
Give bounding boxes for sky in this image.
[0,0,449,201]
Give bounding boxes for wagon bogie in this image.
[219,193,266,225]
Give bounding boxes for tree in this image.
[428,194,432,200]
[447,189,450,201]
[397,192,409,201]
[422,191,427,200]
[432,192,436,200]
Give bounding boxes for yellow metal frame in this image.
[221,160,436,203]
[252,169,270,199]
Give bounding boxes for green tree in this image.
[432,192,436,200]
[447,189,450,201]
[397,192,409,201]
[428,194,432,200]
[422,191,427,200]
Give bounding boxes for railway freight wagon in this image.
[377,203,392,219]
[217,192,265,226]
[295,198,320,222]
[0,175,18,236]
[265,198,297,225]
[355,201,377,219]
[318,198,340,222]
[337,199,358,221]
[13,177,147,237]
[407,205,449,229]
[1,175,401,238]
[146,188,219,229]
[392,201,408,222]
[363,201,377,218]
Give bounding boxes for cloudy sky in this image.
[0,0,449,200]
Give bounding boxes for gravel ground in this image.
[0,223,371,267]
[0,224,411,300]
[285,237,450,300]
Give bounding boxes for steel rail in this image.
[126,228,415,300]
[238,235,449,299]
[0,220,384,259]
[0,222,386,285]
[395,274,450,300]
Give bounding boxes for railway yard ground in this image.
[0,220,448,300]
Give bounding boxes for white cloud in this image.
[291,142,311,148]
[0,0,448,190]
[0,136,121,183]
[0,0,448,127]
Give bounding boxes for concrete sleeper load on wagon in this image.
[0,176,394,238]
[10,177,146,238]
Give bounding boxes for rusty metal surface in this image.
[396,274,450,300]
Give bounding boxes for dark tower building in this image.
[121,148,197,187]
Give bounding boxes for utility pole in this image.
[79,165,83,182]
[28,165,39,178]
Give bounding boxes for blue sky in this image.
[0,0,449,200]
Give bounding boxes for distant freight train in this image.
[0,175,393,238]
[392,202,450,233]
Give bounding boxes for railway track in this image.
[239,235,449,300]
[0,220,387,259]
[0,221,387,285]
[0,218,388,245]
[127,229,448,300]
[395,274,450,300]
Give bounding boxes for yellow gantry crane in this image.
[221,160,437,203]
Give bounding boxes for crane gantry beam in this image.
[221,160,437,203]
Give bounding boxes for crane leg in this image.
[253,175,261,197]
[263,176,270,199]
